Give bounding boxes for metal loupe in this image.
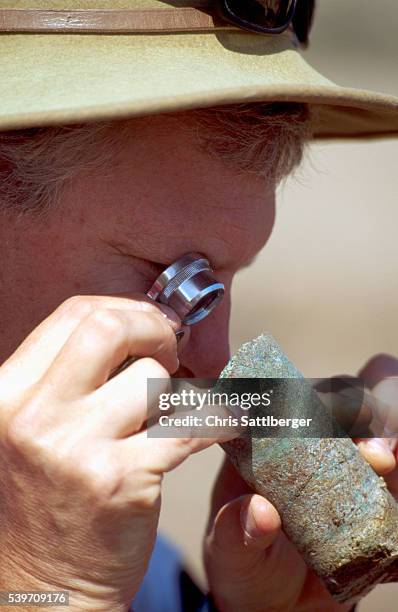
[147,253,224,325]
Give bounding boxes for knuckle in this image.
[66,446,122,500]
[1,392,64,458]
[58,295,96,321]
[84,309,125,340]
[137,357,170,379]
[124,466,161,510]
[145,314,176,353]
[2,410,36,453]
[78,467,115,500]
[175,436,195,452]
[1,394,52,456]
[141,311,169,335]
[132,484,161,512]
[0,379,15,416]
[2,418,24,450]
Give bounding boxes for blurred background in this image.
[159,1,398,609]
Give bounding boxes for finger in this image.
[356,438,396,475]
[88,358,171,437]
[371,377,398,438]
[355,375,398,474]
[358,354,398,389]
[314,376,373,437]
[108,324,190,380]
[120,415,240,475]
[1,294,179,390]
[212,494,281,553]
[348,356,398,476]
[44,309,178,399]
[204,494,305,611]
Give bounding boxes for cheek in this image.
[211,191,276,270]
[178,279,232,378]
[0,222,151,360]
[247,192,276,255]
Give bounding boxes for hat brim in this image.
[2,29,398,138]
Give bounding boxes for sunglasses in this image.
[217,0,315,46]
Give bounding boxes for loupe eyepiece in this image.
[147,253,224,325]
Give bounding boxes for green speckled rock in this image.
[221,334,398,603]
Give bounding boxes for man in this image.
[0,1,397,611]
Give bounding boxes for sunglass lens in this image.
[223,0,296,30]
[292,0,315,45]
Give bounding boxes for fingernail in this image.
[175,330,185,343]
[358,438,396,475]
[241,502,263,542]
[365,438,391,453]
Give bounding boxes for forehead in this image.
[84,113,275,271]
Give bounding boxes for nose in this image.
[177,284,231,378]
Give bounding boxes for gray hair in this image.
[0,103,312,217]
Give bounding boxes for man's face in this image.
[0,113,275,376]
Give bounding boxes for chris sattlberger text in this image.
[158,414,313,429]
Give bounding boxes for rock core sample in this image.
[220,334,398,603]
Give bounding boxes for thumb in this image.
[206,493,281,562]
[205,495,311,612]
[204,494,282,611]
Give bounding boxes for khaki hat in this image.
[1,0,398,139]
